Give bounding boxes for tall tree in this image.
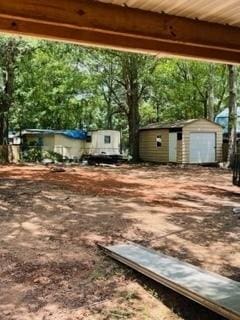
[116,53,156,161]
[89,51,156,160]
[0,38,21,162]
[207,64,215,121]
[227,64,238,165]
[122,54,141,160]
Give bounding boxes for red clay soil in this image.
[0,164,239,320]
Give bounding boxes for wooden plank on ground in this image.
[101,243,240,320]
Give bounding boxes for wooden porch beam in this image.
[0,0,240,63]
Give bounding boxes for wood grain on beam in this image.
[1,17,240,64]
[0,0,240,63]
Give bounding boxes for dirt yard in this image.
[0,164,240,320]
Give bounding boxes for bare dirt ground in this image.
[0,164,240,320]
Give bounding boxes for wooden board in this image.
[101,243,240,320]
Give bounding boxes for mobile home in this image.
[21,129,121,160]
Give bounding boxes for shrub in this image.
[22,147,63,163]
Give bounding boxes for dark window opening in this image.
[104,135,111,144]
[177,132,182,140]
[156,135,162,147]
[169,128,182,133]
[86,135,92,143]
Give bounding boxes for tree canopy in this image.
[0,35,237,161]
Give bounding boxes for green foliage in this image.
[11,41,93,130]
[22,147,42,162]
[148,59,228,122]
[0,35,234,157]
[22,147,63,163]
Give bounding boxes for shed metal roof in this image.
[99,0,240,27]
[140,119,222,130]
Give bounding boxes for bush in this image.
[22,147,42,162]
[43,150,63,162]
[22,147,63,163]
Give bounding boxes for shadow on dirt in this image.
[0,165,239,320]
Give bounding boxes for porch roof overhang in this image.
[0,0,240,63]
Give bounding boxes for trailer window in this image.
[86,135,92,143]
[104,135,111,144]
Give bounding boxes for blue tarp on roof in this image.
[61,130,87,140]
[215,107,240,133]
[23,129,88,140]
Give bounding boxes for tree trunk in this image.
[203,100,208,119]
[128,98,139,161]
[122,55,140,162]
[207,64,215,121]
[0,39,17,163]
[0,111,8,162]
[106,101,113,129]
[156,104,160,122]
[227,64,237,166]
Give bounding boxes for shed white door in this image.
[189,132,216,163]
[169,132,177,162]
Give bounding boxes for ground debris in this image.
[50,166,66,173]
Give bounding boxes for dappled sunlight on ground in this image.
[0,164,239,319]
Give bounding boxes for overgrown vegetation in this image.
[22,148,63,163]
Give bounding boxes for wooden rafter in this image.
[0,0,240,63]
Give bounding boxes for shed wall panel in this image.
[139,129,169,162]
[182,119,222,163]
[177,139,183,163]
